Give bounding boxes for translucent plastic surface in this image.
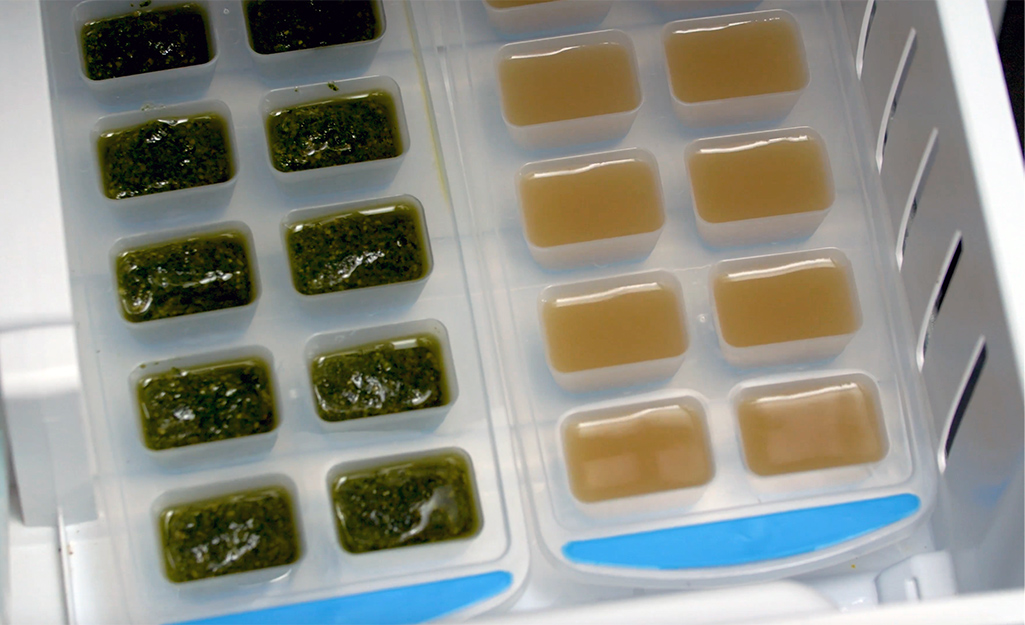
[40,1,526,622]
[414,0,935,586]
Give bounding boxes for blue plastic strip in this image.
[172,570,513,625]
[563,494,920,570]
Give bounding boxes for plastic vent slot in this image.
[897,128,939,269]
[877,29,917,168]
[917,232,963,368]
[856,0,877,78]
[940,337,987,471]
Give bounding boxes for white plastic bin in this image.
[0,1,1022,624]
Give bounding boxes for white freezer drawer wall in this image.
[0,0,1021,614]
[842,0,1025,594]
[0,0,76,530]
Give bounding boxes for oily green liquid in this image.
[98,113,232,200]
[267,91,401,172]
[160,486,300,583]
[245,0,381,55]
[286,201,429,296]
[311,334,448,422]
[115,230,254,323]
[137,358,276,451]
[82,3,211,81]
[331,452,481,553]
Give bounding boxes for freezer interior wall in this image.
[840,0,1024,594]
[0,1,1022,620]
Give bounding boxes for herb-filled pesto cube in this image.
[266,89,403,173]
[244,0,382,55]
[310,332,450,422]
[330,452,481,553]
[159,485,300,583]
[286,198,431,296]
[98,110,234,200]
[137,357,276,451]
[115,229,256,323]
[80,3,213,81]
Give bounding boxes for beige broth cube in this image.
[563,402,712,503]
[664,12,808,104]
[713,254,859,349]
[541,279,687,374]
[498,38,639,126]
[519,150,663,249]
[737,378,887,476]
[688,130,833,225]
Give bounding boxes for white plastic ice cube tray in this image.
[412,0,936,586]
[33,0,960,620]
[39,1,528,622]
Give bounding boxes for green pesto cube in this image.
[99,113,232,200]
[81,3,211,81]
[331,452,480,554]
[160,486,300,583]
[311,334,448,422]
[266,91,401,173]
[116,230,255,323]
[245,0,381,55]
[286,201,430,296]
[138,358,276,451]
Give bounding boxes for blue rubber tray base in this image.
[174,571,514,625]
[563,494,920,569]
